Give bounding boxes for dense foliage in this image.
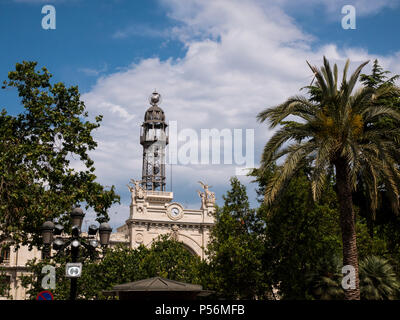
[21,235,202,300]
[0,61,120,249]
[18,167,400,300]
[256,57,400,299]
[251,166,342,299]
[0,267,11,298]
[201,177,268,299]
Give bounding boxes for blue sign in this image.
[36,290,54,300]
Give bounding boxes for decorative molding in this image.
[126,219,214,229]
[135,233,144,244]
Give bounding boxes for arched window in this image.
[0,247,10,264]
[180,242,197,256]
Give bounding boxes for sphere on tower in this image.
[150,91,160,105]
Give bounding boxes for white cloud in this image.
[112,25,171,39]
[78,64,108,77]
[80,0,400,227]
[82,204,130,231]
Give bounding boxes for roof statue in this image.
[197,181,216,207]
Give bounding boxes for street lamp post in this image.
[41,221,55,259]
[41,207,112,300]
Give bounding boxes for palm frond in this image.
[263,141,316,204]
[257,96,317,128]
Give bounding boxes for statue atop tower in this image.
[140,91,168,191]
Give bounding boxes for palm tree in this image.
[359,256,400,300]
[306,255,344,300]
[306,255,400,300]
[257,57,400,299]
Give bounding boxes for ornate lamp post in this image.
[99,222,112,246]
[41,221,55,259]
[70,207,85,229]
[41,207,112,300]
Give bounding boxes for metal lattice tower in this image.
[140,91,168,191]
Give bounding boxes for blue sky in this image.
[0,0,185,111]
[1,0,400,228]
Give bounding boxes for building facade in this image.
[117,179,215,259]
[0,245,41,300]
[115,91,215,258]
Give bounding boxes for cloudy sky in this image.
[1,0,400,229]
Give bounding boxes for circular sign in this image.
[66,263,82,278]
[36,290,54,300]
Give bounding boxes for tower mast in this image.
[140,91,168,191]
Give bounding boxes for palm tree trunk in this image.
[334,157,360,300]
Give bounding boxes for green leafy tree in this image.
[355,217,388,259]
[204,177,267,299]
[251,166,342,299]
[252,164,392,299]
[21,235,202,300]
[360,59,399,89]
[357,61,400,278]
[0,61,120,248]
[257,57,400,299]
[20,256,70,300]
[354,60,400,233]
[140,235,202,285]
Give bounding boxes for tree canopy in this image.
[256,57,400,299]
[203,177,268,299]
[0,61,120,248]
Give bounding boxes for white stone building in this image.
[117,181,215,259]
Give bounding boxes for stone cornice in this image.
[0,265,30,271]
[126,218,214,229]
